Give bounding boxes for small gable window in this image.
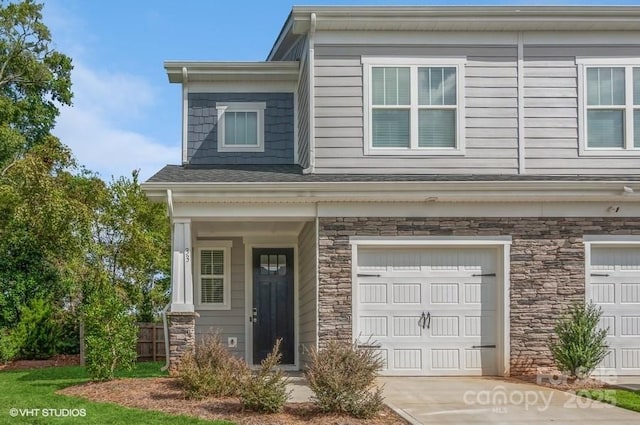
[216,102,266,152]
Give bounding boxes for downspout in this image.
[161,189,174,371]
[303,12,317,174]
[181,67,189,165]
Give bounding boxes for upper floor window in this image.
[197,241,232,310]
[362,57,466,156]
[578,59,640,155]
[216,102,266,152]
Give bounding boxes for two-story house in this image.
[142,6,640,377]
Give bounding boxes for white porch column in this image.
[171,218,194,312]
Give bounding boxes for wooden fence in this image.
[136,322,166,362]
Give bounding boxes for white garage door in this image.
[589,246,640,375]
[355,247,500,376]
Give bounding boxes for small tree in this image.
[550,301,609,379]
[83,285,137,381]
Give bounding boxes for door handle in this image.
[425,312,431,330]
[250,307,258,324]
[419,312,426,329]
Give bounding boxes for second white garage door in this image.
[589,246,640,376]
[355,247,501,376]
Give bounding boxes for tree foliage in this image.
[0,1,169,364]
[0,0,72,169]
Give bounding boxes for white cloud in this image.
[53,63,179,181]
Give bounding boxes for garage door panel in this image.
[589,246,640,375]
[360,316,389,337]
[394,349,423,369]
[620,282,640,303]
[393,316,422,337]
[621,349,640,369]
[357,247,499,376]
[360,283,388,303]
[393,283,422,303]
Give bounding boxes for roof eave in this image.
[141,180,640,204]
[287,5,640,32]
[164,61,300,83]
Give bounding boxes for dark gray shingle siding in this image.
[187,93,294,165]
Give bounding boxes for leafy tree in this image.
[0,0,77,332]
[83,283,137,381]
[90,171,170,321]
[0,0,72,170]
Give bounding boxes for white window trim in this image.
[361,57,466,156]
[577,58,640,157]
[196,241,233,310]
[216,102,266,153]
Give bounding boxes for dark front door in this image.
[252,248,294,365]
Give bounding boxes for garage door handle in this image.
[357,273,381,277]
[358,344,381,349]
[472,273,496,277]
[590,273,610,277]
[472,345,496,349]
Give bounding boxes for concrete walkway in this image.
[379,376,640,425]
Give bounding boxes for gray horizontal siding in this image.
[312,45,519,174]
[298,221,317,368]
[187,93,294,165]
[195,237,246,360]
[523,45,640,174]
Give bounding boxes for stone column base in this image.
[167,312,198,375]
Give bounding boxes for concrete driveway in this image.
[380,377,640,425]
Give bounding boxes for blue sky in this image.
[41,0,640,180]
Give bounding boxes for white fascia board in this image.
[164,62,300,84]
[290,6,640,32]
[143,180,640,203]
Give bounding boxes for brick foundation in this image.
[167,312,197,374]
[317,217,640,375]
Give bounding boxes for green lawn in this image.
[578,388,640,413]
[0,362,232,424]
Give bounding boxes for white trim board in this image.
[170,201,640,220]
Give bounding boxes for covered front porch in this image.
[167,210,318,371]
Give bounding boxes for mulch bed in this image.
[58,377,407,424]
[0,354,80,371]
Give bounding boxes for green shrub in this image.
[240,339,290,413]
[84,286,137,381]
[550,301,609,379]
[0,328,20,363]
[177,333,249,399]
[306,340,384,419]
[57,310,80,355]
[13,298,61,359]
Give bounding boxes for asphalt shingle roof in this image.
[146,165,640,184]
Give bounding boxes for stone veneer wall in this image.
[167,312,197,374]
[317,217,640,375]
